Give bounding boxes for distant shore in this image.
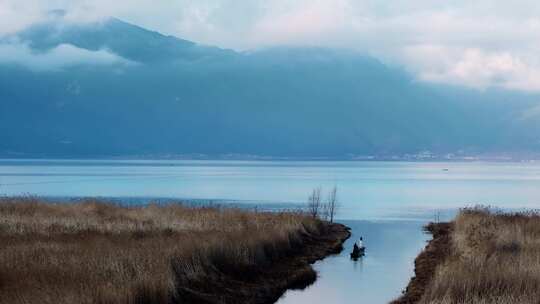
[0,198,350,304]
[2,155,540,162]
[393,208,540,304]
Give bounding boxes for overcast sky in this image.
[2,0,540,92]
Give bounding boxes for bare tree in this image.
[326,186,339,223]
[321,198,329,221]
[307,187,322,218]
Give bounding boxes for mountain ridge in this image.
[1,16,539,158]
[14,15,236,64]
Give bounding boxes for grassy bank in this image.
[394,207,540,304]
[0,198,350,304]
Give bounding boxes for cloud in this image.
[1,0,540,91]
[403,46,540,91]
[0,1,49,35]
[0,42,132,71]
[250,0,356,47]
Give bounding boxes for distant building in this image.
[416,150,434,159]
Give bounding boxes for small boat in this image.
[350,246,365,260]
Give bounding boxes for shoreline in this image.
[0,199,351,304]
[181,222,352,304]
[391,222,453,304]
[1,157,538,164]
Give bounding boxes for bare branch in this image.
[307,187,322,219]
[326,186,339,223]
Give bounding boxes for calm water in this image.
[1,159,539,303]
[278,220,429,304]
[1,159,539,220]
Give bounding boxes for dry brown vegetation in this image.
[0,197,347,304]
[419,207,540,304]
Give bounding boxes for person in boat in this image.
[355,237,364,250]
[352,237,364,257]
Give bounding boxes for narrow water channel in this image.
[277,220,429,304]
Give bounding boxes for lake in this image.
[1,159,539,220]
[1,159,539,303]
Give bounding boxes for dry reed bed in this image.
[0,197,328,304]
[420,207,540,304]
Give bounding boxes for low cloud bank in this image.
[1,1,540,92]
[0,42,132,71]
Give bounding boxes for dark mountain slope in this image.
[1,16,539,158]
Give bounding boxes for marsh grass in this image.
[0,197,323,304]
[421,207,540,304]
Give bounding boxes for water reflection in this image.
[277,220,429,304]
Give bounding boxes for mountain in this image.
[1,15,539,158]
[15,11,236,63]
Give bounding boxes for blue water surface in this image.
[278,220,429,304]
[1,159,539,303]
[1,159,539,220]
